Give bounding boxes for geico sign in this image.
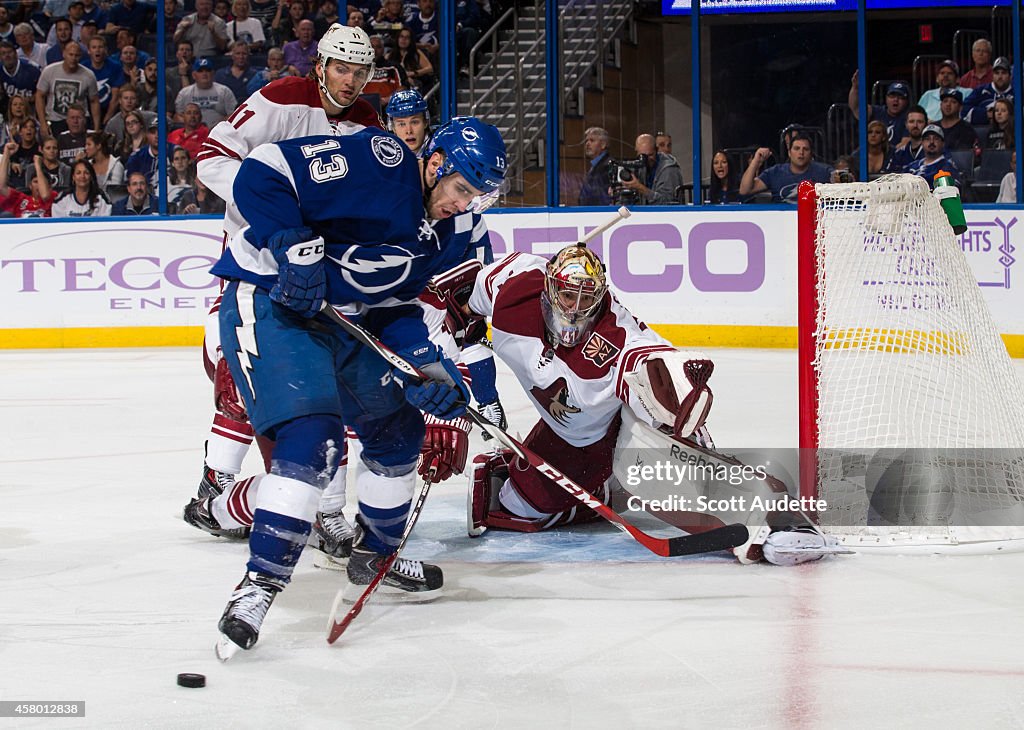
[1,255,219,292]
[487,221,766,293]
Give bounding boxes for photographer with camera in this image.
[609,133,683,206]
[739,133,833,204]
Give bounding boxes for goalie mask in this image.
[541,245,608,348]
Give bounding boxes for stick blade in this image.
[666,523,749,557]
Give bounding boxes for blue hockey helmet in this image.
[385,89,430,131]
[423,117,507,202]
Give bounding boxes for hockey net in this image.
[797,174,1024,552]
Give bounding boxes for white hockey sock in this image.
[498,479,552,520]
[206,413,254,474]
[318,432,350,514]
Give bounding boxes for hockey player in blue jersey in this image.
[210,117,506,657]
[386,88,431,155]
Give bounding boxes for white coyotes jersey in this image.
[196,75,382,237]
[469,253,676,447]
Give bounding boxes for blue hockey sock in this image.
[247,509,312,582]
[357,501,412,555]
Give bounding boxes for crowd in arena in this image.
[0,0,502,217]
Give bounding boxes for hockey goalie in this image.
[465,244,839,565]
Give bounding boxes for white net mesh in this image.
[809,174,1024,549]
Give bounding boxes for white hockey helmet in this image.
[315,24,375,105]
[540,245,608,348]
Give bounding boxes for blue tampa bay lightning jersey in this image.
[213,129,471,307]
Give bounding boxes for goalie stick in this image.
[317,303,750,559]
[327,468,437,644]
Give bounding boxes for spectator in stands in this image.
[617,132,683,205]
[175,57,237,127]
[214,0,232,23]
[174,0,229,59]
[740,133,833,204]
[831,154,856,181]
[282,18,317,76]
[577,125,611,206]
[347,8,370,36]
[14,23,46,68]
[79,20,100,56]
[166,40,194,110]
[215,41,258,102]
[85,129,125,202]
[272,0,308,47]
[168,102,209,160]
[80,0,108,31]
[906,124,963,190]
[0,140,54,216]
[245,46,298,95]
[366,32,408,90]
[36,41,100,137]
[56,102,90,163]
[115,109,146,160]
[707,149,741,204]
[963,57,1014,125]
[248,0,279,40]
[45,17,78,65]
[104,0,152,39]
[137,57,159,113]
[3,95,33,144]
[918,59,971,122]
[0,7,13,45]
[407,0,437,62]
[176,176,225,213]
[8,117,40,188]
[27,135,71,193]
[862,119,890,177]
[83,36,126,124]
[984,98,1014,151]
[887,104,927,172]
[1,40,41,100]
[394,27,432,92]
[117,44,142,88]
[997,151,1016,203]
[226,0,266,52]
[159,0,183,59]
[848,71,910,147]
[41,0,71,21]
[454,0,481,77]
[126,116,160,187]
[656,132,672,156]
[372,0,406,44]
[166,146,195,210]
[937,89,980,157]
[51,158,111,216]
[313,0,340,38]
[111,169,155,214]
[960,38,993,90]
[104,85,154,140]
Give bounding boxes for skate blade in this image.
[312,550,349,571]
[771,545,855,555]
[340,580,442,604]
[215,634,242,662]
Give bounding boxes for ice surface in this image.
[1,348,1022,729]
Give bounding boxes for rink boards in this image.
[1,208,1022,354]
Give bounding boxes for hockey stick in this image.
[327,467,437,644]
[578,206,631,246]
[317,303,750,558]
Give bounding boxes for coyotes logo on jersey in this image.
[581,333,620,368]
[530,377,581,425]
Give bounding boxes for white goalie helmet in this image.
[541,245,608,348]
[316,23,375,105]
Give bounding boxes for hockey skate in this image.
[762,527,852,566]
[197,461,235,500]
[216,571,285,660]
[183,494,250,539]
[310,509,356,571]
[343,522,443,603]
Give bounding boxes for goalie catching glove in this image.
[418,414,471,482]
[267,226,325,318]
[623,351,714,438]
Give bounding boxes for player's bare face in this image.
[393,115,426,152]
[320,59,370,111]
[428,172,484,220]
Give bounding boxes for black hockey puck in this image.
[176,673,206,688]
